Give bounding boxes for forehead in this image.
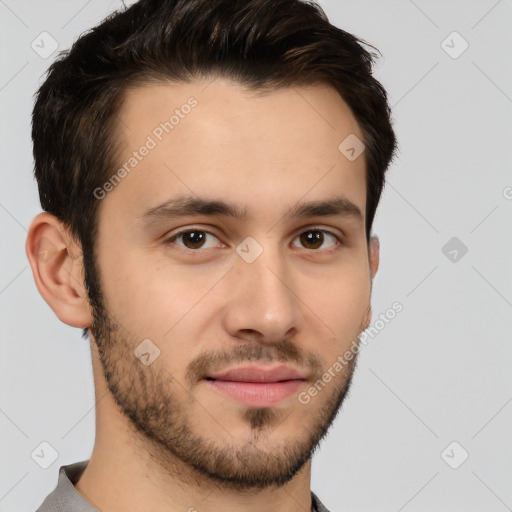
[105,78,367,225]
[116,78,363,146]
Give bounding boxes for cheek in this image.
[303,263,371,340]
[98,248,226,348]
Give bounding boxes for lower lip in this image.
[205,379,304,407]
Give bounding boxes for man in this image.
[27,0,397,510]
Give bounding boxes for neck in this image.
[76,432,314,512]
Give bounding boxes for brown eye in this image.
[293,230,339,251]
[300,231,323,249]
[180,231,206,249]
[168,230,220,251]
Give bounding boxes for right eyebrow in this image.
[138,195,250,225]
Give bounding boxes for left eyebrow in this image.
[137,194,363,226]
[286,197,363,222]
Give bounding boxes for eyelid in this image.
[292,224,344,241]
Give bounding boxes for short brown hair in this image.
[32,0,397,329]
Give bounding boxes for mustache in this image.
[185,338,324,387]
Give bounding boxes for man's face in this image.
[89,78,375,489]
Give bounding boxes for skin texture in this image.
[26,78,379,512]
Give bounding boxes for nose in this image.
[222,246,303,345]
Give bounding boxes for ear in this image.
[362,235,380,330]
[25,212,92,328]
[368,235,380,280]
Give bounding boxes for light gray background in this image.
[1,0,511,510]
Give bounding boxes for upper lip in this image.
[207,364,308,383]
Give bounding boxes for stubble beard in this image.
[88,275,362,491]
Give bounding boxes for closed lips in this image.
[206,365,308,383]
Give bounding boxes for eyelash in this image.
[164,226,343,254]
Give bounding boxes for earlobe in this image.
[362,304,372,331]
[25,212,92,328]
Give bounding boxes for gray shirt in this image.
[36,460,331,512]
